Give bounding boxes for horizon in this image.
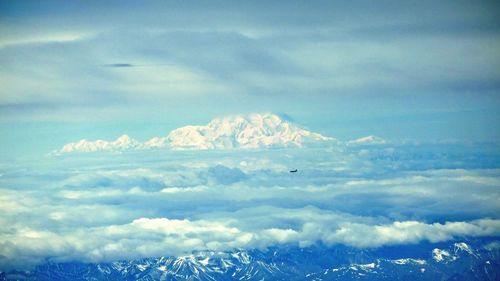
[1,1,500,280]
[1,1,500,158]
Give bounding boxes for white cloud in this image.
[1,215,498,269]
[323,219,500,248]
[1,143,499,270]
[0,32,92,48]
[160,186,207,194]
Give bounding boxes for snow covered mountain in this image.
[56,135,140,154]
[347,135,386,145]
[156,113,334,150]
[3,241,498,281]
[53,113,335,154]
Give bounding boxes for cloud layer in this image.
[2,215,498,269]
[1,142,499,270]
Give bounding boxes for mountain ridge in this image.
[2,241,498,281]
[52,113,391,155]
[52,113,338,154]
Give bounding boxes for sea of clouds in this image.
[0,143,499,270]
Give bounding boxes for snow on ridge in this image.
[432,248,457,263]
[347,135,386,145]
[392,258,426,265]
[54,134,140,155]
[165,113,334,150]
[453,242,479,257]
[52,113,336,154]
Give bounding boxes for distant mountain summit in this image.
[347,135,386,145]
[53,113,335,154]
[156,113,334,150]
[58,134,140,153]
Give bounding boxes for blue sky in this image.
[1,1,500,157]
[1,1,500,271]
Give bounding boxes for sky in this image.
[0,1,500,272]
[1,1,500,157]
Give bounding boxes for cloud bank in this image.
[1,142,499,270]
[1,215,498,269]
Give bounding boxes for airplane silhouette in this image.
[289,169,298,173]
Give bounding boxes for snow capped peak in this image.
[53,113,336,154]
[454,242,471,252]
[355,263,377,270]
[347,135,386,145]
[116,134,131,143]
[392,258,426,265]
[114,134,140,148]
[453,242,479,257]
[143,136,167,148]
[56,134,140,154]
[165,113,334,150]
[432,243,481,263]
[432,248,457,263]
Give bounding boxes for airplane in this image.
[289,169,298,173]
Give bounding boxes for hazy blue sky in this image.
[1,1,500,271]
[1,1,500,156]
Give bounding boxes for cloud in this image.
[1,139,499,270]
[1,1,500,270]
[0,32,92,48]
[207,165,247,185]
[321,219,500,248]
[2,1,499,131]
[1,214,498,270]
[101,63,135,68]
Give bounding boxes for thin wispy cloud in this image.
[0,2,499,279]
[101,63,135,68]
[0,1,498,147]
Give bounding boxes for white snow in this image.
[432,248,456,262]
[136,264,148,271]
[357,263,377,270]
[163,113,334,150]
[453,242,477,256]
[393,258,426,265]
[347,135,386,145]
[55,134,140,154]
[143,136,167,148]
[53,113,336,154]
[200,257,210,266]
[231,251,251,264]
[157,265,168,272]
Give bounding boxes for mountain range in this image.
[53,113,385,154]
[2,241,498,281]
